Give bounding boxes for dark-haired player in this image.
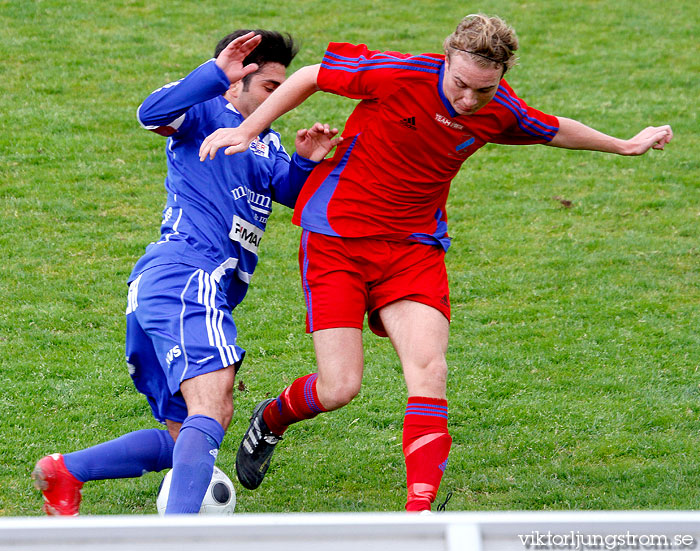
[32,30,340,515]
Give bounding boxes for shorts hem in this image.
[307,321,364,334]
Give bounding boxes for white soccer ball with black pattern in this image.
[156,466,236,515]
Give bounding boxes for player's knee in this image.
[425,357,447,385]
[317,376,361,410]
[180,367,236,430]
[186,397,234,431]
[405,356,447,397]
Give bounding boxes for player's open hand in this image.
[623,125,674,155]
[215,31,262,85]
[295,123,343,162]
[199,127,255,161]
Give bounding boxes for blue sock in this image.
[165,415,225,515]
[62,428,174,482]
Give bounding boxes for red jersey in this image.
[292,42,560,250]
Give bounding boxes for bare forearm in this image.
[241,64,321,137]
[548,117,626,153]
[199,64,323,161]
[548,117,673,156]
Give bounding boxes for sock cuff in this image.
[291,373,326,414]
[407,396,447,406]
[180,415,225,448]
[404,397,448,424]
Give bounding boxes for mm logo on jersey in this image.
[249,138,270,158]
[230,216,263,254]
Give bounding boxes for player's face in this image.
[442,53,502,116]
[231,62,287,118]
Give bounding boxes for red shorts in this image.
[298,230,450,337]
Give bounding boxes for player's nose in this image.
[461,89,478,108]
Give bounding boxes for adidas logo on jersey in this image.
[399,116,417,130]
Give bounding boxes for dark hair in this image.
[214,30,298,87]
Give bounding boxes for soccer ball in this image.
[156,466,236,515]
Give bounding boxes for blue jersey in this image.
[132,59,317,308]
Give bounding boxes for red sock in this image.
[403,396,452,512]
[263,373,327,436]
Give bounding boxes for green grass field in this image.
[1,0,698,515]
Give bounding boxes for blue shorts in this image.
[124,263,245,424]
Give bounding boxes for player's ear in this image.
[226,80,242,100]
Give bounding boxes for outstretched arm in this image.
[137,31,262,137]
[199,64,322,161]
[548,117,673,155]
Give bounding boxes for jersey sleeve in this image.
[136,59,230,137]
[489,81,560,145]
[317,42,420,100]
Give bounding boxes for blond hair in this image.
[443,14,519,73]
